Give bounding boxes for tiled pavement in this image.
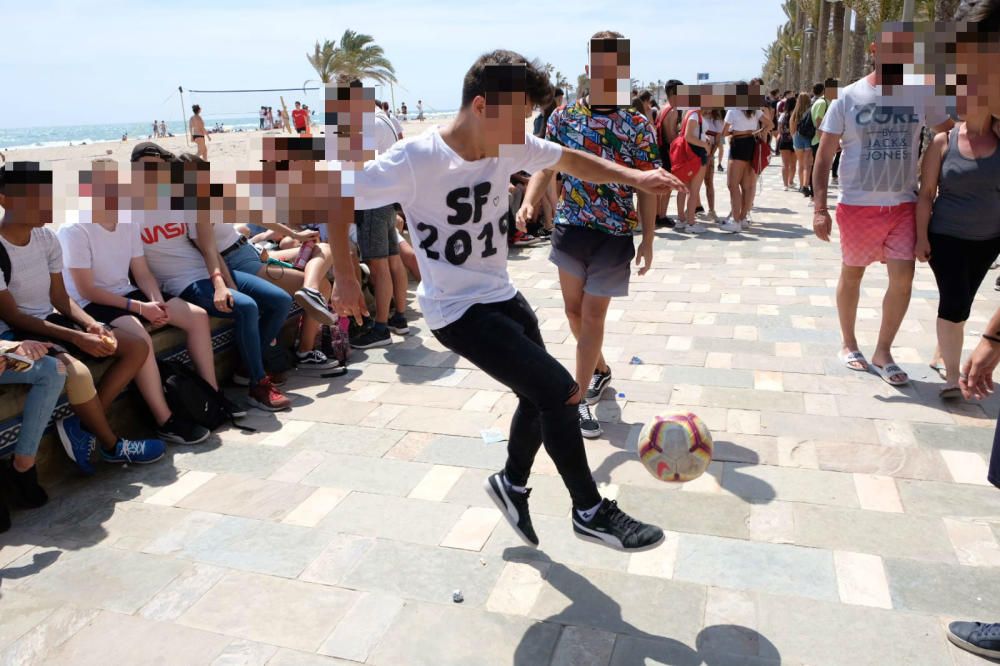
[2,165,1000,665]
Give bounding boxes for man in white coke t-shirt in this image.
[352,52,686,552]
[812,27,953,387]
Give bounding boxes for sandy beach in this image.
[1,116,457,171]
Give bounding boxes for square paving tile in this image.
[290,423,406,457]
[178,570,359,652]
[530,563,707,643]
[673,534,838,602]
[319,492,466,546]
[176,474,315,521]
[616,485,751,540]
[172,441,296,479]
[896,478,1000,519]
[721,464,859,508]
[412,435,508,470]
[884,557,1000,617]
[301,453,432,496]
[146,513,333,578]
[340,539,503,607]
[11,546,189,614]
[369,601,561,666]
[42,610,230,665]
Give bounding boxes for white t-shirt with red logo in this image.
[130,209,209,296]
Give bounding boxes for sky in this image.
[0,0,787,129]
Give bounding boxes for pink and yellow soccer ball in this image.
[637,412,713,482]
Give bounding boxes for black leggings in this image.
[432,293,602,509]
[928,232,1000,323]
[990,417,1000,489]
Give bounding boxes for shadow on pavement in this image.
[505,547,782,665]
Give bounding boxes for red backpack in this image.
[668,110,704,184]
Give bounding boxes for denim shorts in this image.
[223,241,265,276]
[792,133,812,151]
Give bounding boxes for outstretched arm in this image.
[553,146,688,196]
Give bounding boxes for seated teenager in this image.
[0,338,65,532]
[0,162,166,472]
[59,160,230,441]
[127,143,291,411]
[200,168,340,371]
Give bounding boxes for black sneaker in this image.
[484,471,538,547]
[577,402,602,439]
[157,415,210,445]
[717,164,724,173]
[655,216,676,228]
[572,499,664,551]
[218,392,247,418]
[4,461,48,509]
[995,275,1000,291]
[585,367,612,406]
[387,313,410,335]
[296,349,340,370]
[947,621,1000,659]
[0,499,9,533]
[695,205,705,214]
[293,287,338,326]
[350,325,391,349]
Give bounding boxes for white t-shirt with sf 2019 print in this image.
[354,129,563,330]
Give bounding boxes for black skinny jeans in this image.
[432,293,602,510]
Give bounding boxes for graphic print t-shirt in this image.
[820,78,950,206]
[545,103,660,236]
[130,209,210,296]
[354,129,562,330]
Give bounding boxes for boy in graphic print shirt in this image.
[353,52,685,551]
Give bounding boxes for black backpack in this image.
[0,242,10,285]
[158,359,245,431]
[797,106,817,140]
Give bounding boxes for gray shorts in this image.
[549,224,635,297]
[355,205,399,260]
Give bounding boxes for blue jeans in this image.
[0,356,65,457]
[179,276,291,386]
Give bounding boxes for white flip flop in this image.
[839,350,868,371]
[871,362,909,386]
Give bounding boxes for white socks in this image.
[576,500,603,522]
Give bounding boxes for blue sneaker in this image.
[100,439,166,465]
[56,416,96,476]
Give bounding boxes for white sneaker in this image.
[740,219,751,230]
[681,222,707,234]
[707,211,718,222]
[719,219,742,233]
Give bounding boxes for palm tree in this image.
[829,2,846,82]
[814,0,832,83]
[933,0,959,18]
[306,40,338,84]
[330,29,397,85]
[554,71,571,91]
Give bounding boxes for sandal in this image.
[871,362,909,386]
[929,362,947,380]
[839,350,868,371]
[939,385,962,400]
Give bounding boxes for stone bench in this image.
[0,307,302,484]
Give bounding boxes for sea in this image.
[0,109,459,152]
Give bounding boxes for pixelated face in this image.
[81,162,121,213]
[589,38,630,105]
[1,179,53,227]
[483,90,531,154]
[875,26,917,86]
[674,83,764,111]
[954,26,1000,116]
[324,84,377,163]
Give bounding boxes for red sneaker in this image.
[247,377,291,411]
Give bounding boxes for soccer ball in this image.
[637,412,713,482]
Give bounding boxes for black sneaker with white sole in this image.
[572,499,664,551]
[293,287,339,326]
[350,325,391,349]
[296,349,340,370]
[947,621,1000,659]
[157,415,210,445]
[577,402,602,439]
[484,471,538,547]
[584,367,612,406]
